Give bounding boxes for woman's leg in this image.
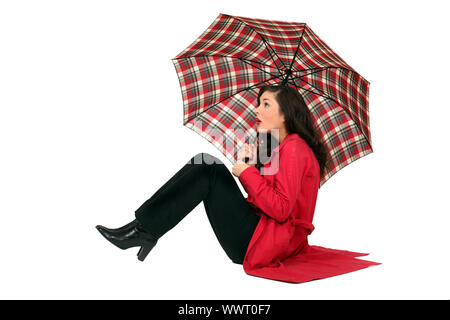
[134,152,261,264]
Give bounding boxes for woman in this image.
[96,84,379,283]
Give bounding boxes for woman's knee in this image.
[190,152,223,166]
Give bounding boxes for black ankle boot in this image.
[96,219,158,262]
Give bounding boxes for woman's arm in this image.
[238,143,306,224]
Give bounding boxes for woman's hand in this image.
[233,143,257,177]
[232,160,251,177]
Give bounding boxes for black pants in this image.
[134,153,261,264]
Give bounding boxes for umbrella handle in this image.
[243,132,257,164]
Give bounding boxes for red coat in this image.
[238,133,380,283]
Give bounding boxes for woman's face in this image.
[255,91,285,133]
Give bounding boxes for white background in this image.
[1,0,449,299]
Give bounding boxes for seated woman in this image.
[96,84,380,283]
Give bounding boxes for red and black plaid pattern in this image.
[172,13,371,187]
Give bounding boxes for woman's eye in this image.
[264,103,269,108]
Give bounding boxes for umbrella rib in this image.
[286,23,307,74]
[291,67,365,104]
[232,16,287,73]
[240,75,281,94]
[173,54,280,79]
[291,67,329,77]
[237,57,280,79]
[292,66,368,83]
[172,54,275,70]
[187,75,281,124]
[289,77,339,105]
[286,76,372,151]
[292,66,328,73]
[285,78,335,102]
[257,37,286,73]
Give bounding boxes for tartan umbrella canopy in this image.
[171,13,372,187]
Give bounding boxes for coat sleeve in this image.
[238,142,306,224]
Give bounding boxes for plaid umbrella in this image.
[171,13,371,187]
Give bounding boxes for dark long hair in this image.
[256,84,332,180]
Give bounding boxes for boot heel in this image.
[137,241,157,262]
